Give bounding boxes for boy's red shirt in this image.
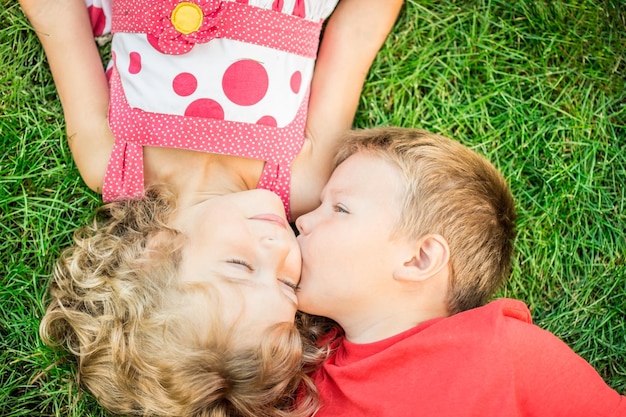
[310,298,625,417]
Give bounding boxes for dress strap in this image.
[111,0,322,57]
[256,160,292,221]
[102,140,145,202]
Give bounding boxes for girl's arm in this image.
[290,0,404,218]
[19,0,113,192]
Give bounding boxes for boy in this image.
[295,127,625,416]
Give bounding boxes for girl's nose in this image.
[259,233,300,279]
[260,231,293,257]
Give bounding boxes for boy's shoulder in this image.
[466,298,532,324]
[421,298,534,343]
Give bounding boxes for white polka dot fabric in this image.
[113,34,314,127]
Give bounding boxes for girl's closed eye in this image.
[279,278,300,292]
[227,258,254,271]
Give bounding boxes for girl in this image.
[19,0,403,415]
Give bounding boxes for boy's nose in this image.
[295,212,311,235]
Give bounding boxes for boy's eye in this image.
[227,258,254,271]
[334,204,349,214]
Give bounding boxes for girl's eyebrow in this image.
[217,261,255,281]
[218,273,256,287]
[218,273,298,308]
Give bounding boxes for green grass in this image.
[1,0,625,414]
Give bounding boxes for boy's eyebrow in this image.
[320,185,352,200]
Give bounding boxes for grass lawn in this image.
[1,0,625,415]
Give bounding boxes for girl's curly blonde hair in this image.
[40,185,323,416]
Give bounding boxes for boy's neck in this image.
[339,304,449,344]
[334,277,451,344]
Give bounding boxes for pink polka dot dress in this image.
[84,0,339,217]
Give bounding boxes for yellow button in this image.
[171,2,203,35]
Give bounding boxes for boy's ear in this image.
[393,234,450,282]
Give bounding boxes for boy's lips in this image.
[250,213,287,229]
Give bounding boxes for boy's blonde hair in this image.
[40,186,320,416]
[335,128,516,314]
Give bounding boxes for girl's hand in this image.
[290,0,404,218]
[19,0,113,192]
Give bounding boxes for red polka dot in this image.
[290,71,301,94]
[257,116,277,127]
[129,52,141,74]
[184,98,224,119]
[87,6,106,36]
[173,73,197,96]
[222,60,269,106]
